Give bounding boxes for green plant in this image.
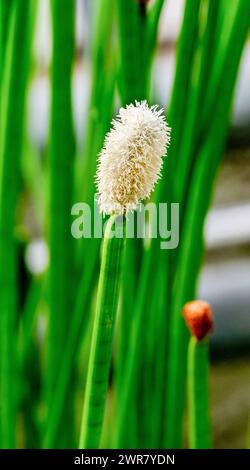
[0,0,248,450]
[0,0,33,448]
[79,215,124,448]
[183,300,213,449]
[46,0,76,448]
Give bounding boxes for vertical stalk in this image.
[0,0,13,84]
[188,337,211,449]
[199,0,248,133]
[147,0,165,52]
[43,242,96,447]
[166,0,201,161]
[80,0,115,201]
[79,216,125,449]
[115,237,163,447]
[116,0,146,102]
[47,0,75,446]
[0,0,32,448]
[19,279,42,366]
[173,0,219,216]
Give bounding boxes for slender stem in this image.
[116,0,148,102]
[46,0,75,447]
[18,279,43,448]
[80,0,115,203]
[19,278,42,366]
[116,240,137,389]
[115,239,161,447]
[147,0,165,48]
[79,215,125,449]
[44,239,96,447]
[0,0,13,85]
[188,337,211,449]
[173,0,219,215]
[21,138,45,231]
[167,0,201,161]
[199,0,249,134]
[0,0,32,448]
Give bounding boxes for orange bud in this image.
[183,300,213,341]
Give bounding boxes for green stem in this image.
[0,0,32,448]
[44,240,96,447]
[199,0,249,135]
[19,278,42,366]
[138,263,167,448]
[167,0,201,160]
[173,0,219,214]
[21,138,45,232]
[188,337,211,448]
[0,0,13,85]
[115,239,161,448]
[46,0,75,447]
[79,215,125,449]
[147,0,165,51]
[116,0,148,102]
[116,240,137,390]
[80,0,115,203]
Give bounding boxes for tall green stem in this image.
[44,247,95,447]
[47,0,75,446]
[0,0,32,448]
[116,0,147,102]
[188,337,211,449]
[80,0,115,202]
[115,238,162,448]
[79,215,124,449]
[0,0,13,85]
[173,0,219,217]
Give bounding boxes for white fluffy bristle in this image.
[96,100,171,215]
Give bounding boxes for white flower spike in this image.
[96,100,171,215]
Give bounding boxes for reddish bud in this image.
[183,300,213,341]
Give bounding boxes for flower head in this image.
[96,101,170,215]
[183,300,213,341]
